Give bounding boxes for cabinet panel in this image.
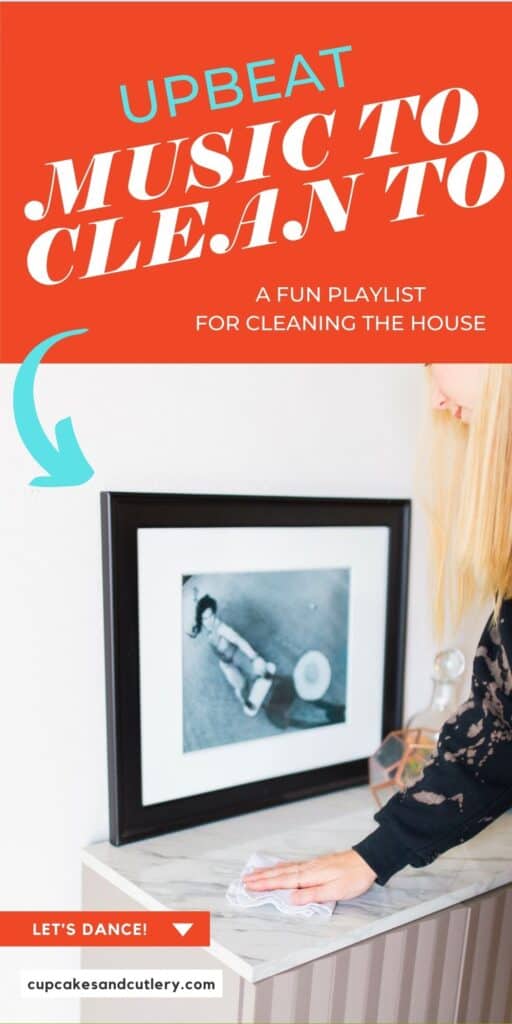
[82,866,512,1024]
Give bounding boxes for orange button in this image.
[0,911,210,946]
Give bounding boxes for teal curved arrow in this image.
[13,328,94,487]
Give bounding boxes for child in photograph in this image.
[190,591,345,727]
[189,592,276,715]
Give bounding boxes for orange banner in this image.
[0,911,210,946]
[2,3,510,362]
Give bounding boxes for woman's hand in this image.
[243,850,377,904]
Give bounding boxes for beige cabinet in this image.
[81,864,512,1024]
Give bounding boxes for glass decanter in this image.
[406,647,465,742]
[369,648,465,807]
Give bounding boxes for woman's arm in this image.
[218,622,259,660]
[245,601,512,900]
[353,603,512,884]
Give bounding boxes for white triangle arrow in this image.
[172,922,194,937]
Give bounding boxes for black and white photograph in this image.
[101,492,409,842]
[182,568,349,753]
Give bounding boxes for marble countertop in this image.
[83,785,512,982]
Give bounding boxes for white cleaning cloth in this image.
[226,852,336,918]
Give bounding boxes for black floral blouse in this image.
[353,599,512,884]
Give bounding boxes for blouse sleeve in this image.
[353,601,512,885]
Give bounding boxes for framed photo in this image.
[101,492,410,845]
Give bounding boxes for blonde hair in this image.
[420,365,512,640]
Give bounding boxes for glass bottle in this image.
[406,647,465,742]
[369,648,465,806]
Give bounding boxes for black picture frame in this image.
[101,491,410,845]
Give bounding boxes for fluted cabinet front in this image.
[81,866,512,1024]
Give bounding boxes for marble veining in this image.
[82,786,512,982]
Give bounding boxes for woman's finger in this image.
[243,861,301,882]
[244,860,299,876]
[244,861,334,891]
[291,882,340,905]
[244,869,301,891]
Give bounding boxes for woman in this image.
[245,364,512,904]
[189,593,275,714]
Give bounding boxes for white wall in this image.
[0,364,483,1023]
